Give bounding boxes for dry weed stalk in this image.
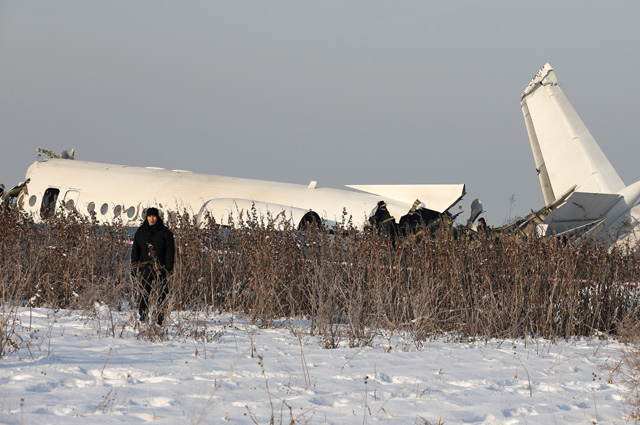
[615,318,640,423]
[2,208,640,349]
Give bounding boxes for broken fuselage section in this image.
[15,152,466,234]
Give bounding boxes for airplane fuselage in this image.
[20,159,465,230]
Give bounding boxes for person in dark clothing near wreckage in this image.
[131,207,175,325]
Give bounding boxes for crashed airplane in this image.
[521,63,640,248]
[8,149,466,231]
[13,63,635,244]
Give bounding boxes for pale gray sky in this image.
[2,1,639,223]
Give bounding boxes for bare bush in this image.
[0,207,132,313]
[2,209,640,349]
[614,318,640,423]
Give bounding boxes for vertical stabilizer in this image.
[522,99,555,205]
[520,63,625,205]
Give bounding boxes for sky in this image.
[1,1,639,223]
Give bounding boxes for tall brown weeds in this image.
[2,209,640,348]
[614,317,640,423]
[0,209,132,307]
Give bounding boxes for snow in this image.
[0,307,628,424]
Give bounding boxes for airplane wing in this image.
[542,191,620,234]
[345,184,465,214]
[520,63,625,206]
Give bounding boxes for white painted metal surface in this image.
[521,63,640,247]
[20,158,466,229]
[345,184,466,214]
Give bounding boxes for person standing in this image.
[476,217,490,238]
[131,207,175,325]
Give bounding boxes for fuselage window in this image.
[126,206,135,218]
[100,203,108,215]
[87,202,96,214]
[40,188,60,218]
[114,205,122,217]
[29,195,37,207]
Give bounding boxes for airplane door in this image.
[63,190,81,211]
[40,187,60,218]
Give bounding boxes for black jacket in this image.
[131,218,175,273]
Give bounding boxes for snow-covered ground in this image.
[0,307,628,424]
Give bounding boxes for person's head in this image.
[478,217,486,228]
[146,207,160,226]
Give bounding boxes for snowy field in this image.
[0,307,629,424]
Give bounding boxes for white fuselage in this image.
[21,159,449,229]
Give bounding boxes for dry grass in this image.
[613,317,640,423]
[2,208,639,344]
[3,208,640,419]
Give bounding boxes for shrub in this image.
[1,209,639,345]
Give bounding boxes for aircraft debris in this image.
[520,63,640,248]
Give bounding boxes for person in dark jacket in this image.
[131,207,175,325]
[476,217,490,238]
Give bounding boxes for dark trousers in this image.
[136,267,168,325]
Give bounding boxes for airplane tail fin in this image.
[520,63,625,206]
